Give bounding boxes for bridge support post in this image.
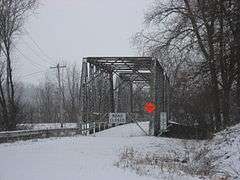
[149,58,164,136]
[109,72,115,113]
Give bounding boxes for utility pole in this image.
[50,63,66,128]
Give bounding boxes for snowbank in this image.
[206,124,240,178]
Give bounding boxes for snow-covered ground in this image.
[95,122,149,137]
[207,124,240,178]
[0,122,239,180]
[0,122,197,180]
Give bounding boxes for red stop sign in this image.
[144,102,156,113]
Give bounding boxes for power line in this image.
[24,29,54,62]
[13,45,46,69]
[21,38,53,66]
[22,70,46,78]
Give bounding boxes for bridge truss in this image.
[79,57,170,136]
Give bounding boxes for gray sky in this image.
[13,0,152,84]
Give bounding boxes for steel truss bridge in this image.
[79,57,170,136]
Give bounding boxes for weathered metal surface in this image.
[0,122,112,144]
[0,128,81,143]
[79,57,170,136]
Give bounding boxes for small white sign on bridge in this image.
[160,112,167,131]
[109,113,126,124]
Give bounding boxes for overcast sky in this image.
[13,0,152,84]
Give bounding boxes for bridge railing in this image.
[0,121,120,144]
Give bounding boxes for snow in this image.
[206,123,240,178]
[0,122,200,180]
[95,122,149,137]
[0,136,157,180]
[1,121,240,180]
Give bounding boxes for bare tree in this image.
[65,64,81,122]
[0,0,37,130]
[135,0,240,132]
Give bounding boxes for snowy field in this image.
[0,122,239,180]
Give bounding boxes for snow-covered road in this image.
[0,122,197,180]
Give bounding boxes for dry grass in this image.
[115,143,216,179]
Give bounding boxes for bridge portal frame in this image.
[79,57,170,136]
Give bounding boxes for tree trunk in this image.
[184,0,222,131]
[218,0,230,128]
[236,0,240,116]
[237,61,240,109]
[211,71,222,131]
[222,88,231,127]
[5,45,17,130]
